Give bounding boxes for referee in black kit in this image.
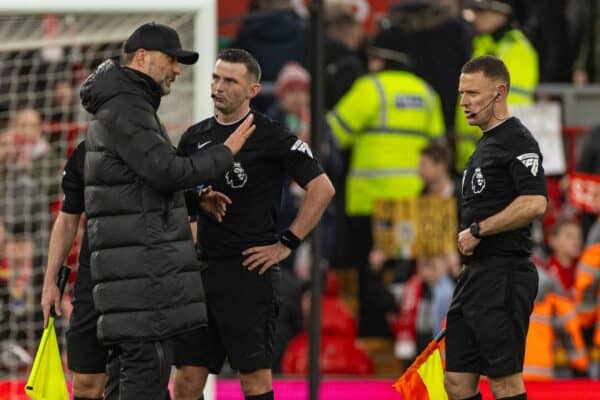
[41,141,120,400]
[173,49,335,400]
[444,55,547,400]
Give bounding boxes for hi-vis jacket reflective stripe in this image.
[454,28,539,172]
[524,268,589,380]
[574,244,600,346]
[327,70,444,216]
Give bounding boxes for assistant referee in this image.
[445,55,547,400]
[41,141,119,400]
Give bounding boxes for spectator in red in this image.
[392,253,454,361]
[546,218,582,293]
[268,61,311,274]
[268,61,310,142]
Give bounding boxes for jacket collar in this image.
[122,67,163,110]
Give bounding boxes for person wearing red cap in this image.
[274,62,310,124]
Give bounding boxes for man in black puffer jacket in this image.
[80,23,255,399]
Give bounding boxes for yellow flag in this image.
[24,316,69,399]
[393,330,448,400]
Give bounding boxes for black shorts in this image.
[173,257,281,373]
[66,265,108,374]
[445,257,538,378]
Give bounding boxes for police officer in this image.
[326,30,445,335]
[454,0,539,172]
[445,55,547,400]
[173,49,335,400]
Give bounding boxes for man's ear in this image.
[132,49,147,68]
[496,84,508,100]
[248,83,262,100]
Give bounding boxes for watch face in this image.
[470,223,479,237]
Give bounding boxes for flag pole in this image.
[434,328,446,343]
[393,328,449,399]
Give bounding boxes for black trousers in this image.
[107,339,173,400]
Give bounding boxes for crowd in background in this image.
[2,0,600,380]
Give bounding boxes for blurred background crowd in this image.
[2,0,600,382]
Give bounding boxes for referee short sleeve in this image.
[61,141,86,214]
[269,125,324,187]
[509,149,547,196]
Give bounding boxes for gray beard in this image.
[158,81,171,96]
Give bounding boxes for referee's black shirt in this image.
[460,117,547,259]
[60,140,90,267]
[178,111,323,259]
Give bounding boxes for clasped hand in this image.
[457,227,480,256]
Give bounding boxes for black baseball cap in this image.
[466,0,513,15]
[124,22,199,65]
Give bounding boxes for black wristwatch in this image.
[469,222,482,239]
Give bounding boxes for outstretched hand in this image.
[224,113,256,155]
[199,186,231,222]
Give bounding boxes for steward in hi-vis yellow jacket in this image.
[455,0,538,172]
[327,60,444,216]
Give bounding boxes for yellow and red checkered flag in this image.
[393,329,448,400]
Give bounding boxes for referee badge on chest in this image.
[471,167,486,194]
[226,161,248,188]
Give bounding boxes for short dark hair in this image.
[326,4,358,30]
[217,48,262,83]
[421,142,451,166]
[121,43,135,65]
[461,55,510,92]
[550,217,580,237]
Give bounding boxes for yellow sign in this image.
[373,196,457,258]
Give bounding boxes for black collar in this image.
[122,67,163,110]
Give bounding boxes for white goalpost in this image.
[0,1,217,398]
[0,0,217,122]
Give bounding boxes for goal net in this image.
[0,8,213,389]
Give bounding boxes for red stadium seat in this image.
[282,333,373,375]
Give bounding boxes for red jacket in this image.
[392,275,423,359]
[547,255,578,293]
